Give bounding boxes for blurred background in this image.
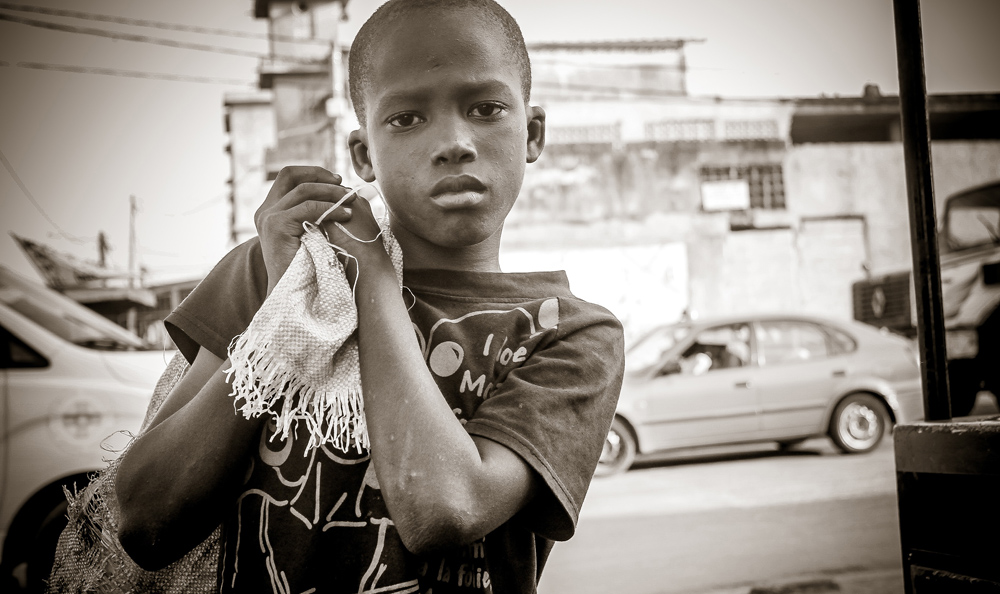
[1,1,999,592]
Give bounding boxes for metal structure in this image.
[891,0,1000,591]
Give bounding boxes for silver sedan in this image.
[598,313,923,475]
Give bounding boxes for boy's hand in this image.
[320,185,391,284]
[255,166,355,294]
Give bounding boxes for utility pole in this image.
[128,195,138,289]
[97,230,109,268]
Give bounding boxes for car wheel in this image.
[595,417,636,477]
[829,394,889,454]
[25,499,69,593]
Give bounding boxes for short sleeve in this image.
[463,299,625,541]
[164,237,267,364]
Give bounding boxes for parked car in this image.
[598,313,923,475]
[0,266,167,592]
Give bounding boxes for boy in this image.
[115,0,625,592]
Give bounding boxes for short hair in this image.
[348,0,532,126]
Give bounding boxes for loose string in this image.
[311,181,385,244]
[303,181,401,299]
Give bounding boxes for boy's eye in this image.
[387,113,424,128]
[470,102,506,118]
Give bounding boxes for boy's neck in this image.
[392,223,504,273]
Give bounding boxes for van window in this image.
[0,269,150,351]
[1,325,48,368]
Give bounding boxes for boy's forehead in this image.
[365,8,517,92]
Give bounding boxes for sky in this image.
[1,0,999,284]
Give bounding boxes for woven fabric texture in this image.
[226,221,402,454]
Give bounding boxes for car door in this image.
[636,323,760,451]
[751,319,843,437]
[0,324,50,521]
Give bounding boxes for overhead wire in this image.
[0,11,326,65]
[0,147,92,244]
[10,61,254,86]
[0,2,330,45]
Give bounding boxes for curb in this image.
[690,567,904,594]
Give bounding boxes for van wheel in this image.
[25,500,69,593]
[830,394,889,454]
[596,417,636,477]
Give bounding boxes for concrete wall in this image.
[513,139,788,224]
[785,140,1000,276]
[509,139,1000,333]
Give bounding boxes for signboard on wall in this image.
[701,179,750,211]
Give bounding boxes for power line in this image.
[0,11,325,65]
[13,61,254,86]
[0,147,92,244]
[0,2,330,45]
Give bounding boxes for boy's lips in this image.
[430,175,488,208]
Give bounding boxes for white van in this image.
[0,266,167,592]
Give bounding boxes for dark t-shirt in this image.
[164,238,625,594]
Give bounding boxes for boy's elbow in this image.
[394,495,482,556]
[116,480,182,571]
[117,512,175,571]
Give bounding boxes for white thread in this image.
[310,181,386,244]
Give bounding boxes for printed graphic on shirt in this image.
[221,297,561,593]
[418,298,560,406]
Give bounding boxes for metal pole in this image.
[892,0,951,421]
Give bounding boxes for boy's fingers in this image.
[256,182,355,233]
[273,182,357,214]
[259,199,354,239]
[257,167,342,220]
[269,166,341,200]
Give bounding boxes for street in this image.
[538,394,998,594]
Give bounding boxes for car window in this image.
[825,326,857,355]
[678,323,751,375]
[1,324,48,369]
[944,184,999,252]
[756,321,829,366]
[0,269,150,351]
[625,324,690,375]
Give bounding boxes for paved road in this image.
[538,438,903,594]
[538,394,1000,594]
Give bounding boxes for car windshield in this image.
[944,184,1000,253]
[625,324,691,375]
[0,268,151,351]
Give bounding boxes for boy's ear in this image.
[526,106,545,164]
[348,129,376,182]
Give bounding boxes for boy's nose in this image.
[431,122,478,165]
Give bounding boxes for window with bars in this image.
[546,123,621,145]
[700,164,786,209]
[645,119,715,142]
[723,119,780,141]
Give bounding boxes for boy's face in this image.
[348,8,544,255]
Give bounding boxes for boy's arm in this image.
[116,347,265,570]
[353,256,540,555]
[116,167,358,570]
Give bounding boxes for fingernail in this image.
[343,207,352,215]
